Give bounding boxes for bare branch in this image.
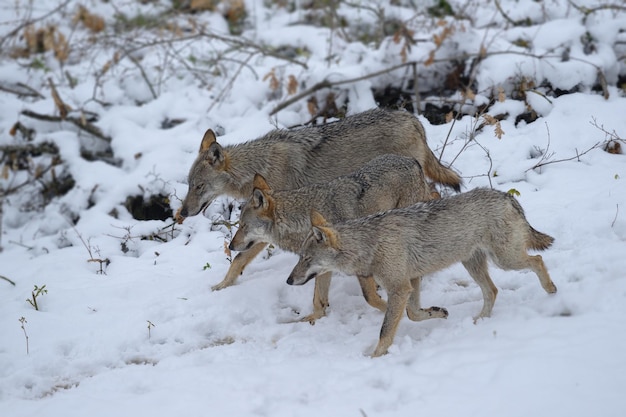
[21,110,111,142]
[0,0,73,49]
[125,52,158,100]
[567,1,626,15]
[269,61,416,115]
[527,141,603,171]
[0,82,45,99]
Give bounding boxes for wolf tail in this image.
[528,227,555,251]
[413,119,462,192]
[508,194,554,251]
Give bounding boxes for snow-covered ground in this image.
[1,1,625,416]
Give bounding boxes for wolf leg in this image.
[491,236,557,294]
[462,250,498,322]
[372,280,412,357]
[528,255,557,294]
[299,271,332,325]
[406,277,448,321]
[357,275,387,312]
[496,251,557,294]
[211,242,267,291]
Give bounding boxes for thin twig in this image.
[590,117,625,142]
[438,117,457,163]
[8,240,35,250]
[494,0,529,26]
[611,204,619,228]
[207,53,254,113]
[0,157,61,197]
[0,0,73,49]
[530,122,554,169]
[118,30,308,70]
[473,139,494,188]
[125,52,158,100]
[449,112,484,167]
[412,62,420,114]
[1,275,16,286]
[0,82,45,99]
[19,317,29,355]
[527,141,603,171]
[67,222,93,259]
[567,1,626,15]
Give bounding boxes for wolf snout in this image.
[287,272,316,286]
[228,240,255,252]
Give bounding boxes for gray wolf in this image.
[287,188,557,357]
[178,107,460,220]
[227,154,445,323]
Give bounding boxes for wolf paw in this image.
[297,312,325,325]
[211,280,232,291]
[406,305,448,321]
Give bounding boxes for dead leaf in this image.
[287,75,298,95]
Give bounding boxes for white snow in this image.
[1,1,625,416]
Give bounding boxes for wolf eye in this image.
[195,184,203,191]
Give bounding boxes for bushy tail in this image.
[422,150,462,192]
[528,227,554,251]
[506,191,553,251]
[413,119,462,192]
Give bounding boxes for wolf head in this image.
[287,211,340,286]
[229,174,275,251]
[179,129,231,218]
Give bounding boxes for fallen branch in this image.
[269,46,612,116]
[269,61,416,115]
[0,82,45,99]
[567,1,626,16]
[21,109,111,142]
[0,153,61,197]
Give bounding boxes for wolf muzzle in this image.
[228,240,255,252]
[286,272,316,286]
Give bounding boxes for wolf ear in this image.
[310,211,338,248]
[252,188,268,210]
[310,210,330,227]
[252,174,274,211]
[253,173,271,192]
[311,225,339,249]
[199,129,217,152]
[200,129,225,167]
[311,226,326,243]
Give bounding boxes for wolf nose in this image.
[228,241,235,251]
[286,276,294,285]
[179,207,188,217]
